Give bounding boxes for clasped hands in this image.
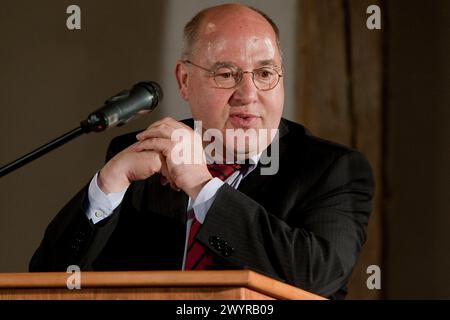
[98,117,213,201]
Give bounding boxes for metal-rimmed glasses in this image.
[183,60,283,91]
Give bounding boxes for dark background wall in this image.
[385,0,450,298]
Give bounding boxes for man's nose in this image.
[229,73,258,106]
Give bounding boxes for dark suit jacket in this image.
[29,118,374,299]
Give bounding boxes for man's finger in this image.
[145,116,175,128]
[134,137,172,156]
[136,124,173,141]
[141,117,179,133]
[137,118,191,141]
[160,150,181,191]
[160,175,169,186]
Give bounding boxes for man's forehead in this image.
[203,22,217,35]
[198,6,276,39]
[188,6,282,65]
[200,21,274,38]
[197,22,278,54]
[198,33,280,65]
[210,59,280,69]
[201,5,269,24]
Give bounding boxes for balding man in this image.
[30,4,374,299]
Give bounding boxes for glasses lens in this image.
[254,68,279,90]
[214,67,238,88]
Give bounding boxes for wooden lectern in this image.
[0,270,325,300]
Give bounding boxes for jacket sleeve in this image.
[28,134,138,272]
[28,185,123,271]
[196,151,375,298]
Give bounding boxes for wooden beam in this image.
[297,0,384,299]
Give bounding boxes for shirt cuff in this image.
[85,172,128,224]
[189,178,224,224]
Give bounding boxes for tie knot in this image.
[207,164,242,181]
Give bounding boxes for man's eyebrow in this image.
[209,60,281,69]
[256,60,280,68]
[210,61,237,69]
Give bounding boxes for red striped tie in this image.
[184,164,242,270]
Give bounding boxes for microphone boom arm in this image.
[0,81,162,178]
[0,123,90,178]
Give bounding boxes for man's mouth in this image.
[229,113,261,127]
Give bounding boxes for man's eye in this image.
[216,72,232,79]
[214,66,238,80]
[258,69,274,78]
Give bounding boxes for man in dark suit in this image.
[30,4,374,299]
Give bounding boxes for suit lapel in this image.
[238,119,290,198]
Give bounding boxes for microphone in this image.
[82,81,163,132]
[0,81,163,178]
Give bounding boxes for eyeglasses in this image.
[183,60,283,91]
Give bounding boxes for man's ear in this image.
[175,61,189,101]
